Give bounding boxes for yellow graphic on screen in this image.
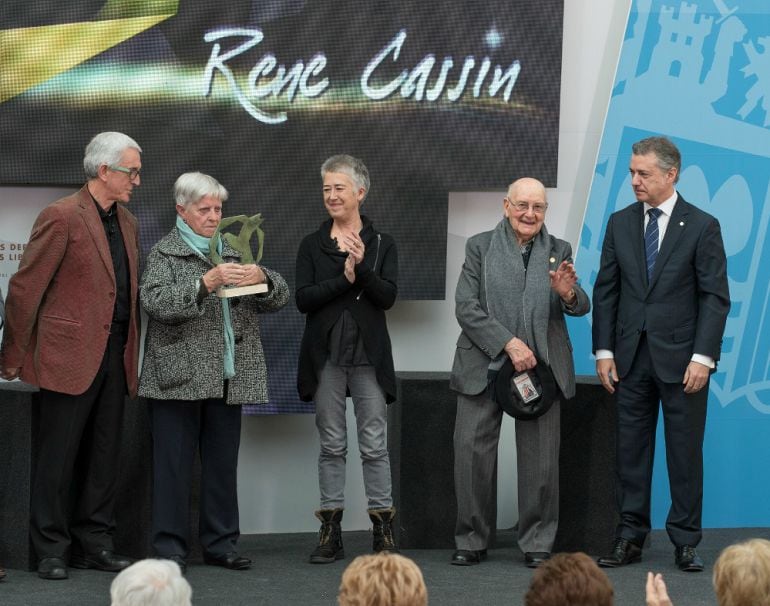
[0,0,179,103]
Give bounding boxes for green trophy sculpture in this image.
[208,213,267,298]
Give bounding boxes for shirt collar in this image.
[644,190,678,217]
[87,186,116,218]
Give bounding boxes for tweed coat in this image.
[449,227,590,400]
[138,228,289,405]
[0,186,141,396]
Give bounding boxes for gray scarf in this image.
[484,218,552,371]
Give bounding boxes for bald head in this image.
[507,177,546,201]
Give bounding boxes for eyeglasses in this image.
[505,198,548,214]
[109,165,141,180]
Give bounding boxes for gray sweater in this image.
[139,228,289,404]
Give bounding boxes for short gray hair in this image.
[632,136,681,183]
[173,172,229,208]
[110,559,192,606]
[83,132,141,179]
[321,154,370,200]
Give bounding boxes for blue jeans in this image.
[315,362,393,510]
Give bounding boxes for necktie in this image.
[644,207,662,279]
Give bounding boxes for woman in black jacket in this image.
[296,154,398,564]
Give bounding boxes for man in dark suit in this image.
[0,132,142,580]
[592,137,730,572]
[450,178,589,568]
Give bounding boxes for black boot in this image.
[368,507,398,553]
[309,509,344,564]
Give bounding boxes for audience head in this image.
[713,538,770,606]
[524,552,614,606]
[338,552,427,606]
[110,559,192,606]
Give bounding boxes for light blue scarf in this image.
[176,216,235,380]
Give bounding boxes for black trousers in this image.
[30,328,127,560]
[149,396,242,559]
[614,336,708,548]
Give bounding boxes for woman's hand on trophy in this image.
[202,262,248,292]
[235,264,267,286]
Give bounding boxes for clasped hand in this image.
[202,262,265,292]
[342,232,365,284]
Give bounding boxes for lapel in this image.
[647,195,689,293]
[76,186,115,282]
[628,203,648,288]
[117,204,137,289]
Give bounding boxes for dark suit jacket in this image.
[0,186,141,396]
[450,228,590,399]
[592,195,730,382]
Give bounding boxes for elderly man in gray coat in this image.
[450,178,589,568]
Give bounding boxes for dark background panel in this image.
[0,0,563,410]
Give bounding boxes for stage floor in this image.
[1,528,767,605]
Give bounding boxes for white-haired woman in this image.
[296,155,399,564]
[139,172,289,573]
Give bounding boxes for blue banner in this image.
[572,0,770,527]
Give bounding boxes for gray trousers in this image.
[453,391,560,553]
[315,362,393,510]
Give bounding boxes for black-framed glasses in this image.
[109,165,141,180]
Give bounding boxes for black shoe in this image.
[597,538,642,568]
[37,557,68,580]
[203,552,252,570]
[451,549,487,566]
[162,555,187,575]
[70,550,133,572]
[524,552,551,568]
[675,546,704,572]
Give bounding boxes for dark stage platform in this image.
[1,528,767,605]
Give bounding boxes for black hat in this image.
[494,357,558,420]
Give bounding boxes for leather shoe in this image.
[451,549,487,566]
[70,550,133,572]
[38,557,68,580]
[597,538,642,568]
[524,552,551,568]
[675,546,704,572]
[203,551,252,570]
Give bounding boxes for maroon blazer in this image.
[0,186,140,396]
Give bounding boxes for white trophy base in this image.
[216,283,268,298]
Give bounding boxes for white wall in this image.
[0,0,631,534]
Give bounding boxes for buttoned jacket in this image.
[450,229,589,399]
[0,186,140,396]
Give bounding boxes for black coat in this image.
[295,216,398,402]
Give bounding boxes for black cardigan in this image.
[295,216,398,403]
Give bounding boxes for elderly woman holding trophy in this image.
[296,154,399,564]
[139,172,289,573]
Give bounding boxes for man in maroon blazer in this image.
[0,132,142,580]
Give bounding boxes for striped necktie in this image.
[645,207,662,279]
